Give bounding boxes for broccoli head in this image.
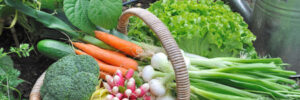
[40,55,100,100]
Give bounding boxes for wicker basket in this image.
[29,8,190,100]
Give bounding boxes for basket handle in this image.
[29,72,45,100]
[117,8,190,100]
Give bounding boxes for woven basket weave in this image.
[29,8,190,100]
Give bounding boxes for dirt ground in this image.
[0,24,55,99]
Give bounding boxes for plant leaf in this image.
[88,0,122,30]
[38,0,64,10]
[63,0,96,35]
[5,0,80,39]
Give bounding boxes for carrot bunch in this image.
[73,31,143,78]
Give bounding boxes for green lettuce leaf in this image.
[64,0,96,35]
[128,0,257,58]
[88,0,122,30]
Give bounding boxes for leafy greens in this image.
[128,0,257,58]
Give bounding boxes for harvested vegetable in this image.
[40,55,99,100]
[102,70,151,100]
[90,88,109,100]
[73,42,138,70]
[37,39,75,60]
[143,52,300,99]
[87,44,126,57]
[74,49,128,76]
[100,71,109,79]
[95,31,144,57]
[128,0,257,58]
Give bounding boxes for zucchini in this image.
[37,39,75,60]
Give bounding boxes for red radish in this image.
[125,69,135,79]
[113,76,124,86]
[116,93,123,99]
[143,95,151,100]
[138,83,150,97]
[106,75,114,87]
[113,97,120,100]
[103,82,112,92]
[135,89,141,97]
[112,86,119,94]
[106,95,114,100]
[126,78,136,92]
[124,89,132,97]
[115,70,125,86]
[129,95,137,99]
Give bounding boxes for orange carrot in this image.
[86,44,126,57]
[95,31,144,57]
[96,60,128,76]
[75,49,129,75]
[100,71,109,79]
[73,42,138,70]
[75,49,88,55]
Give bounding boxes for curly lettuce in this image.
[128,0,257,58]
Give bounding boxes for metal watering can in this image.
[227,0,300,73]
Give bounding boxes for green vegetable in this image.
[148,52,300,99]
[37,39,75,60]
[63,0,96,35]
[128,0,257,58]
[0,56,23,100]
[5,0,116,50]
[38,0,63,10]
[88,0,122,30]
[40,55,99,100]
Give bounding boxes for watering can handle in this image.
[227,0,253,24]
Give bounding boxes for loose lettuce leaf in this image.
[88,0,122,30]
[64,0,96,35]
[128,0,257,58]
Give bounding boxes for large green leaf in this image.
[5,0,80,38]
[88,0,122,30]
[64,0,96,35]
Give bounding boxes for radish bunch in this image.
[104,69,152,100]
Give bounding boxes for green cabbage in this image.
[128,0,257,58]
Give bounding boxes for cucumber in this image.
[37,39,75,60]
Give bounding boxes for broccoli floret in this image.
[70,72,98,100]
[40,55,100,100]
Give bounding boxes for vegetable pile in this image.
[128,0,257,58]
[142,52,300,99]
[4,0,300,100]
